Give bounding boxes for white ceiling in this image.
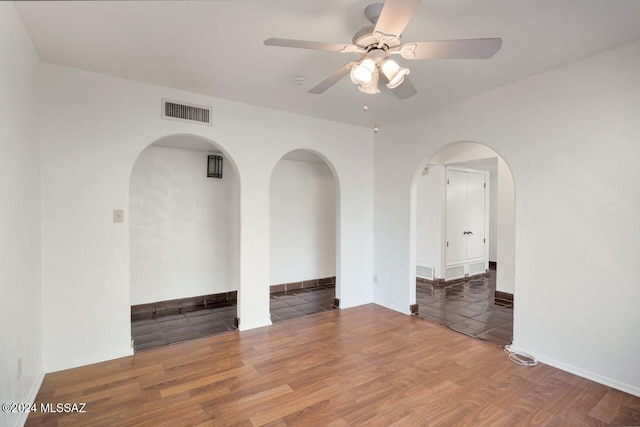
[16,0,640,128]
[448,157,498,173]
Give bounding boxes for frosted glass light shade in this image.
[381,59,410,89]
[358,68,380,94]
[350,59,376,86]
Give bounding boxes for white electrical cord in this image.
[504,344,538,366]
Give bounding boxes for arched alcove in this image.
[410,141,516,345]
[128,134,240,351]
[268,149,340,321]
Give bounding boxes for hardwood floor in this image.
[27,304,640,426]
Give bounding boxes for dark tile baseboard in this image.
[489,261,497,270]
[416,277,445,285]
[270,276,336,293]
[494,290,514,304]
[133,276,336,320]
[416,271,490,287]
[131,291,237,318]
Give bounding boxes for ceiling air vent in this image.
[161,99,211,125]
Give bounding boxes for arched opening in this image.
[411,142,515,346]
[268,149,339,322]
[129,134,240,352]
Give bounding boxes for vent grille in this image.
[416,265,434,280]
[445,265,465,280]
[161,99,211,125]
[470,262,486,275]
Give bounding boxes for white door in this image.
[445,169,467,265]
[445,168,486,265]
[466,172,486,260]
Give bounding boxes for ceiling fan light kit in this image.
[359,71,380,94]
[350,58,377,86]
[380,58,409,89]
[264,0,502,100]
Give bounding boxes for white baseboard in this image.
[508,344,640,398]
[372,299,411,315]
[238,319,272,331]
[44,348,134,374]
[14,370,45,427]
[337,298,373,311]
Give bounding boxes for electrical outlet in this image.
[17,357,21,381]
[113,209,124,223]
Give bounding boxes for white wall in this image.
[416,165,443,278]
[0,4,43,427]
[489,170,498,262]
[496,157,515,293]
[270,159,336,284]
[130,145,239,304]
[39,63,373,372]
[374,40,640,395]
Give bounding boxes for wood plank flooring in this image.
[27,304,640,426]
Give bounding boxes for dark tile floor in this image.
[131,285,336,352]
[270,284,336,322]
[131,303,238,352]
[416,269,514,346]
[132,277,510,353]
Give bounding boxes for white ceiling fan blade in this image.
[391,77,417,99]
[264,38,360,53]
[308,63,354,94]
[401,38,502,60]
[374,0,422,44]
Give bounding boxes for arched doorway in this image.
[128,135,240,351]
[411,142,515,346]
[269,149,339,322]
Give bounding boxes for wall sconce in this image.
[207,155,223,178]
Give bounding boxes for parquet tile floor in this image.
[29,304,640,426]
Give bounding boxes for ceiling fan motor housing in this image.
[353,25,402,51]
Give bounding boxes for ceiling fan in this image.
[264,0,502,100]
